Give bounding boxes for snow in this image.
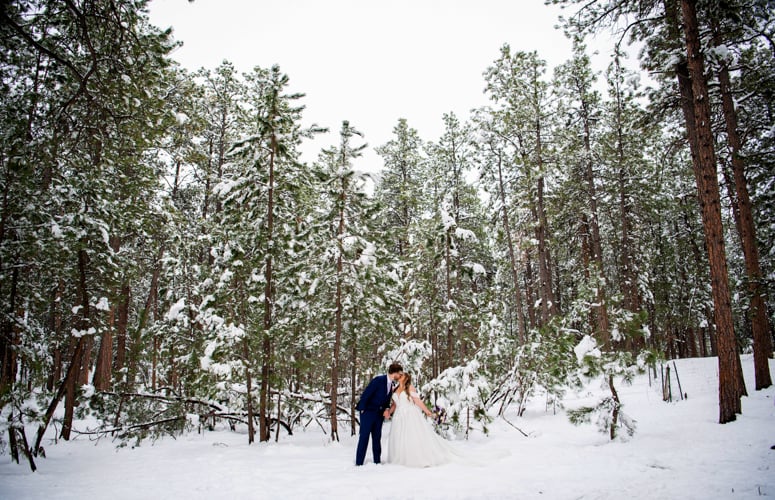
[70,327,96,338]
[95,297,110,312]
[51,222,63,238]
[1,355,773,499]
[454,227,478,241]
[166,298,186,321]
[574,335,601,363]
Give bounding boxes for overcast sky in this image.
[148,0,616,172]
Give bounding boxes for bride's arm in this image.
[385,400,396,419]
[408,386,433,417]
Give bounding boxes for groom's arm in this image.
[356,377,379,411]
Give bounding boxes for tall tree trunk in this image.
[260,137,277,443]
[92,308,113,391]
[330,178,346,442]
[34,333,89,454]
[524,249,537,330]
[62,248,91,440]
[127,246,162,384]
[93,237,120,391]
[534,112,557,322]
[679,0,743,423]
[611,57,640,316]
[618,157,638,313]
[582,109,611,342]
[712,26,773,389]
[0,265,19,403]
[533,175,556,323]
[350,327,358,437]
[496,151,527,343]
[580,213,597,333]
[114,282,130,376]
[243,337,255,444]
[444,229,454,368]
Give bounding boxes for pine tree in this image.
[374,119,427,340]
[553,40,611,344]
[321,121,368,442]
[483,46,558,327]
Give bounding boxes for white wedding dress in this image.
[387,391,461,467]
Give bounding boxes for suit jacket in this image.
[356,374,393,413]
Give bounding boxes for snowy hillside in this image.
[1,355,773,500]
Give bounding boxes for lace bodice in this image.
[392,391,419,407]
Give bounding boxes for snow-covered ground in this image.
[1,355,773,500]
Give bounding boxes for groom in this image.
[355,362,403,466]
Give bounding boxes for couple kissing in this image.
[355,363,460,468]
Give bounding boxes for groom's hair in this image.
[388,362,403,374]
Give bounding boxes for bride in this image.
[387,372,461,467]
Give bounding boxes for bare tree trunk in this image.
[612,57,640,316]
[431,299,439,379]
[445,229,454,368]
[533,174,557,324]
[350,328,358,437]
[581,108,610,342]
[114,282,130,376]
[243,337,255,444]
[62,248,91,440]
[35,333,88,453]
[495,150,527,343]
[679,0,743,423]
[330,178,346,442]
[94,229,119,392]
[260,137,277,443]
[580,213,595,329]
[46,280,65,392]
[524,250,537,330]
[0,265,19,403]
[92,307,113,391]
[531,63,557,324]
[713,26,773,389]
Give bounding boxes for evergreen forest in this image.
[0,0,773,470]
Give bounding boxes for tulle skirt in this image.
[387,398,461,467]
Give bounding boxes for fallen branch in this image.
[269,389,351,416]
[98,391,227,414]
[500,415,530,437]
[71,415,187,437]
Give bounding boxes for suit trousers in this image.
[355,410,384,465]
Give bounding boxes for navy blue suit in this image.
[355,374,393,465]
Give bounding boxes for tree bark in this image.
[533,122,557,324]
[445,228,454,368]
[243,336,255,444]
[260,134,277,443]
[679,0,743,423]
[524,249,537,330]
[94,228,119,392]
[612,56,640,316]
[580,97,610,343]
[61,248,92,441]
[330,175,347,442]
[712,25,773,389]
[114,282,130,376]
[350,327,358,437]
[495,149,527,343]
[0,265,19,403]
[608,374,620,440]
[92,309,113,391]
